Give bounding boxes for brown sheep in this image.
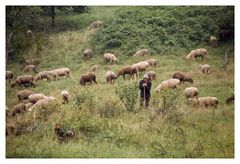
[131,61,150,77]
[28,96,56,111]
[210,35,217,48]
[11,75,35,88]
[183,87,199,100]
[145,71,156,80]
[24,64,38,73]
[80,72,97,85]
[185,48,207,61]
[103,53,119,64]
[226,95,234,104]
[172,71,193,84]
[146,59,157,66]
[6,71,13,83]
[53,68,70,78]
[189,96,219,108]
[12,103,26,117]
[28,93,47,104]
[219,29,233,41]
[17,89,34,101]
[117,65,137,79]
[89,65,100,73]
[198,64,211,74]
[25,58,40,66]
[61,90,70,104]
[35,71,58,81]
[83,48,93,60]
[89,20,102,29]
[133,49,149,57]
[105,71,118,84]
[155,78,181,92]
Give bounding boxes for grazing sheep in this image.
[6,71,13,83]
[83,48,93,59]
[183,87,199,100]
[155,78,181,92]
[105,71,118,84]
[17,89,34,101]
[172,71,193,84]
[80,72,97,85]
[89,20,102,29]
[185,48,207,61]
[226,95,234,104]
[133,49,149,57]
[103,53,119,64]
[6,123,16,136]
[117,65,137,79]
[145,71,156,80]
[24,64,38,73]
[26,29,33,38]
[12,103,26,117]
[146,59,157,66]
[53,68,70,78]
[25,59,40,66]
[131,61,150,77]
[210,35,217,48]
[61,90,70,104]
[11,75,35,88]
[189,96,219,108]
[28,96,56,111]
[35,71,58,81]
[28,93,47,104]
[89,65,100,73]
[198,64,211,74]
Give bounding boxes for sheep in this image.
[26,29,33,38]
[131,61,150,77]
[89,65,100,73]
[145,71,156,80]
[80,72,97,85]
[12,103,26,117]
[83,48,93,60]
[61,90,70,104]
[53,68,70,78]
[183,87,199,100]
[103,53,119,64]
[146,59,157,66]
[226,95,234,104]
[189,96,219,108]
[10,75,35,88]
[28,93,47,104]
[155,78,181,92]
[6,71,13,83]
[23,64,38,73]
[185,48,207,61]
[219,29,233,41]
[89,20,102,29]
[17,89,34,101]
[117,65,137,79]
[105,71,118,84]
[35,71,58,81]
[210,35,217,48]
[198,64,211,74]
[25,58,40,66]
[28,96,56,111]
[172,71,193,84]
[133,49,149,57]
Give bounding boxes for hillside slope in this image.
[6,6,234,158]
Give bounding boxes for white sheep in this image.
[185,48,207,61]
[53,68,70,78]
[183,87,199,100]
[189,96,219,108]
[103,53,119,64]
[131,61,150,77]
[155,78,181,92]
[28,96,56,111]
[146,59,157,66]
[105,71,118,84]
[89,65,100,73]
[28,93,47,104]
[145,71,156,80]
[133,49,149,57]
[61,90,70,103]
[198,64,211,74]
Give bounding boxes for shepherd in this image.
[139,74,152,109]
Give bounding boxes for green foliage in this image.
[91,6,234,55]
[115,81,139,112]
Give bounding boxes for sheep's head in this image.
[186,77,194,84]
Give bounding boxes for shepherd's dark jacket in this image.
[139,79,152,98]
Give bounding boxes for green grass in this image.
[6,6,234,158]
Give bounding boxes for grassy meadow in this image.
[6,6,234,158]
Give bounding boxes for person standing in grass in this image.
[139,74,152,109]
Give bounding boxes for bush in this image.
[115,81,139,112]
